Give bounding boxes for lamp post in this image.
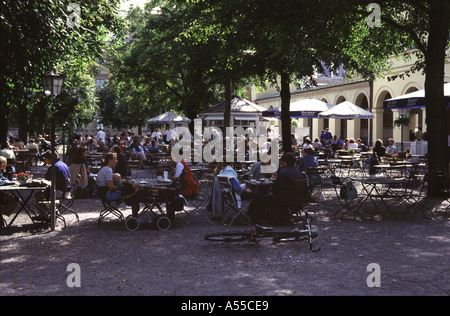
[42,70,65,231]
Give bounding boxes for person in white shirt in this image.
[151,128,162,141]
[348,138,359,150]
[25,139,39,150]
[385,138,397,156]
[96,128,106,142]
[163,124,175,146]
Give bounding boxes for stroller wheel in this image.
[125,215,140,232]
[156,216,171,231]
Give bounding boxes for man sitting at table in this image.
[172,159,200,198]
[248,154,304,225]
[248,150,277,181]
[130,136,147,168]
[385,138,398,157]
[34,151,71,222]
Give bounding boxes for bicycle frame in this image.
[204,223,320,252]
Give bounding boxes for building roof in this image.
[199,95,266,115]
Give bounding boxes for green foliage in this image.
[0,0,126,140]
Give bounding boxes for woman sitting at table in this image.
[96,152,140,217]
[373,139,386,161]
[0,156,19,221]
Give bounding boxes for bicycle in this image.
[204,212,320,252]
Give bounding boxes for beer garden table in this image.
[0,181,50,228]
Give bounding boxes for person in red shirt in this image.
[172,160,200,198]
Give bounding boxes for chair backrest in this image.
[216,176,238,205]
[307,167,325,175]
[290,179,310,208]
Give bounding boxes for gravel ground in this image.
[1,166,449,297]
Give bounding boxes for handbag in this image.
[340,182,358,199]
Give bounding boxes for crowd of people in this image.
[1,122,431,227]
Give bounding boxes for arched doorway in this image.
[403,87,422,138]
[355,93,369,143]
[336,96,347,139]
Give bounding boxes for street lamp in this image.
[42,70,65,231]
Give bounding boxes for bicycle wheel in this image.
[204,231,250,242]
[272,231,318,243]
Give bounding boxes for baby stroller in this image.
[124,178,182,231]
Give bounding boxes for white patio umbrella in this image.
[262,98,334,118]
[318,101,374,119]
[383,83,450,109]
[147,111,191,124]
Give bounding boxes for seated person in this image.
[348,138,358,150]
[385,138,397,157]
[312,137,323,151]
[248,154,304,225]
[34,151,71,221]
[130,136,147,168]
[112,146,128,178]
[96,152,121,201]
[356,138,368,152]
[297,147,320,185]
[112,173,142,207]
[248,149,277,180]
[146,140,160,152]
[172,159,200,198]
[0,157,19,220]
[0,155,16,181]
[372,139,386,161]
[96,153,140,217]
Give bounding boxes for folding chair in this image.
[307,167,326,201]
[37,181,73,228]
[287,179,312,227]
[331,176,365,221]
[389,172,432,219]
[57,174,80,222]
[97,187,125,224]
[216,176,251,228]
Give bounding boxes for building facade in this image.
[252,50,450,146]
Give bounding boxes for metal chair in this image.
[307,167,326,202]
[57,174,80,222]
[331,176,365,221]
[97,186,125,224]
[216,176,251,229]
[287,179,312,227]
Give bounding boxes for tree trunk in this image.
[224,76,232,130]
[280,71,292,153]
[18,101,29,142]
[424,1,449,195]
[0,98,9,147]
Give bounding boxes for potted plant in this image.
[16,172,29,185]
[394,116,411,127]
